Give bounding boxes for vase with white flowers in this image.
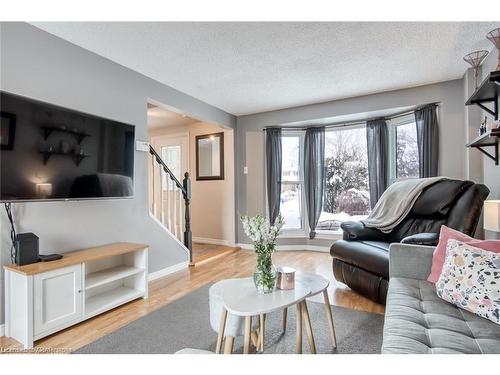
[240,214,285,293]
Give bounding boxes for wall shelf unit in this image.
[465,70,500,164]
[4,242,148,348]
[466,128,500,165]
[465,70,500,120]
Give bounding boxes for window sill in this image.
[279,231,307,239]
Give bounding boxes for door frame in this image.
[150,132,190,179]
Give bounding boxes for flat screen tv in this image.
[0,91,135,202]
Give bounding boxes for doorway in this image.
[147,101,238,265]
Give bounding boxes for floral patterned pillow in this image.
[436,239,500,324]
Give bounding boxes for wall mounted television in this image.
[0,91,135,202]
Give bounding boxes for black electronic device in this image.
[39,254,63,262]
[0,91,135,202]
[14,232,39,266]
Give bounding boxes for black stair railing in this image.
[149,145,192,263]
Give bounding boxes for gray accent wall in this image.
[0,22,235,325]
[236,79,466,245]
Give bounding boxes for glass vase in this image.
[253,246,276,294]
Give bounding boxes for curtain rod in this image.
[263,102,440,131]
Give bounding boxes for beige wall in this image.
[149,122,235,245]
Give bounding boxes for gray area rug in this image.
[76,284,384,354]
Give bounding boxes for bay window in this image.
[274,112,420,236]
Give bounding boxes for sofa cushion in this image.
[382,277,500,354]
[436,240,500,325]
[330,240,390,279]
[428,225,500,283]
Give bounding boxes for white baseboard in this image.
[236,243,330,253]
[193,237,236,247]
[148,261,190,281]
[0,324,4,337]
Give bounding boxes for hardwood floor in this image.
[191,243,240,266]
[0,249,384,353]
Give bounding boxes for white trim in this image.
[192,237,236,247]
[148,261,190,281]
[236,243,330,253]
[0,324,4,337]
[314,231,343,240]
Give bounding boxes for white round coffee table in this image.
[215,272,337,354]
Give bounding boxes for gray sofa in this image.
[382,243,500,354]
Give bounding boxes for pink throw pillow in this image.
[427,225,500,283]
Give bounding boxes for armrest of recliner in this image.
[389,243,435,280]
[401,232,439,246]
[341,221,388,241]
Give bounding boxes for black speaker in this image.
[15,233,39,266]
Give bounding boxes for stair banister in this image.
[149,145,192,263]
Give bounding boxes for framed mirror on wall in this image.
[195,132,224,180]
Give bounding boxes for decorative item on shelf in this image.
[479,116,488,136]
[276,266,296,290]
[463,50,489,89]
[486,27,500,71]
[240,214,284,293]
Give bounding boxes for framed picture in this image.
[1,111,16,150]
[195,132,224,180]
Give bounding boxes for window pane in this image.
[396,123,419,179]
[280,183,302,230]
[161,145,181,190]
[281,136,300,182]
[318,127,370,231]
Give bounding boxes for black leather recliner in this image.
[330,179,490,304]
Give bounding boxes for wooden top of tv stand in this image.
[4,242,148,276]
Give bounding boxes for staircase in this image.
[149,145,192,263]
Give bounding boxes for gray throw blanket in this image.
[362,177,446,233]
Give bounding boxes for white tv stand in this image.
[4,242,148,348]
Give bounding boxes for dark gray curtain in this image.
[415,105,439,178]
[304,127,325,239]
[366,119,389,208]
[265,128,282,224]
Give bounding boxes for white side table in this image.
[218,277,311,354]
[215,273,337,354]
[292,273,337,351]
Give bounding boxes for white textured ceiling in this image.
[32,22,498,116]
[147,103,199,129]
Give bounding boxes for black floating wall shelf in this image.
[465,70,500,120]
[41,125,91,144]
[466,128,500,165]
